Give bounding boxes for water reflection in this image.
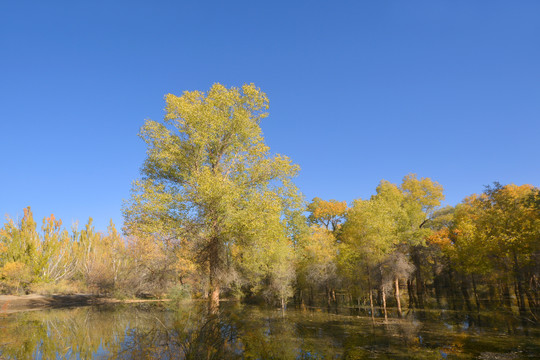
[0,303,539,359]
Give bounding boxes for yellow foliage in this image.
[307,198,347,230]
[427,228,452,250]
[1,261,32,292]
[2,261,30,279]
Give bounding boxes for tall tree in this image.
[123,83,302,310]
[451,183,540,316]
[297,226,340,307]
[340,181,405,320]
[399,174,444,308]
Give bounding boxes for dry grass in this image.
[28,280,87,295]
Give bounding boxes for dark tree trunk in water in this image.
[514,280,526,315]
[448,270,459,311]
[299,290,306,310]
[416,271,424,308]
[433,275,441,308]
[461,279,472,312]
[412,247,424,308]
[513,251,527,316]
[487,283,496,309]
[501,281,512,310]
[524,286,538,320]
[407,278,416,309]
[534,274,540,315]
[326,286,332,309]
[471,274,481,311]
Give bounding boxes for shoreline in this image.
[0,294,170,314]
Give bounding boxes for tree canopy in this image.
[123,83,303,309]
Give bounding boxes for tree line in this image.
[1,83,538,321]
[0,209,179,297]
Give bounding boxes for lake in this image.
[0,302,539,359]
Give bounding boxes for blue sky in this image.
[1,1,539,232]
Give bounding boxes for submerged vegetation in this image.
[1,84,539,324]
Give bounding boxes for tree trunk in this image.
[299,289,306,310]
[513,251,527,316]
[326,286,332,309]
[501,281,512,310]
[514,280,526,315]
[208,238,221,313]
[487,283,496,309]
[416,270,424,308]
[382,287,388,322]
[412,248,424,308]
[532,274,540,315]
[209,283,220,313]
[433,275,441,308]
[471,274,481,311]
[407,278,416,309]
[448,270,459,311]
[395,277,402,318]
[524,286,538,320]
[369,289,375,322]
[461,279,472,312]
[367,266,375,322]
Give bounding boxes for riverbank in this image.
[0,294,170,314]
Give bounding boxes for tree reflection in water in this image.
[1,303,539,359]
[115,306,241,359]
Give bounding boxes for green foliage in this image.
[123,83,303,305]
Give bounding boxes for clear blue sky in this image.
[1,1,539,232]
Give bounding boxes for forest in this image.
[1,84,539,322]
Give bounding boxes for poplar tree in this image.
[123,83,302,310]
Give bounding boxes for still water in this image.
[0,302,539,359]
